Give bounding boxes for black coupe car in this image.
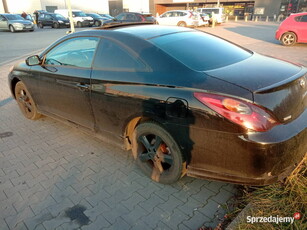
[8,25,306,185]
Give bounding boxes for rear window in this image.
[149,31,252,71]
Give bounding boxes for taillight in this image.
[194,92,279,132]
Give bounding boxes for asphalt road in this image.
[0,27,85,65]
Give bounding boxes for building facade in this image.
[154,0,307,19]
[1,0,109,14]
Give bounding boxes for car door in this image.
[90,38,148,135]
[44,14,53,26]
[158,12,174,25]
[30,36,100,130]
[115,13,126,23]
[0,15,8,30]
[298,15,307,42]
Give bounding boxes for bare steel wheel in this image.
[281,32,297,46]
[132,122,186,184]
[15,81,41,120]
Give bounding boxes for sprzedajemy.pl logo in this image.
[247,213,301,224]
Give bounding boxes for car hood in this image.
[204,53,303,92]
[9,19,29,24]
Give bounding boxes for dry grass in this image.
[234,155,306,230]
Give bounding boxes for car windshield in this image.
[88,13,102,19]
[150,31,252,71]
[6,14,24,20]
[202,9,220,14]
[55,14,66,20]
[100,14,113,19]
[73,11,87,17]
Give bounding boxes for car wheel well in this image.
[124,116,155,150]
[11,78,20,99]
[281,31,297,39]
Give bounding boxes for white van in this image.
[54,9,94,27]
[196,8,225,24]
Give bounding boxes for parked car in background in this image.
[99,13,114,20]
[275,12,307,46]
[8,24,306,185]
[54,9,94,27]
[156,10,199,27]
[103,12,155,26]
[21,14,35,23]
[196,7,226,24]
[0,13,35,32]
[38,13,70,28]
[197,13,210,26]
[86,13,108,26]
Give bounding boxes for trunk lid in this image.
[205,53,307,123]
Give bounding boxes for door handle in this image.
[76,83,90,91]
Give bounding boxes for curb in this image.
[226,203,254,230]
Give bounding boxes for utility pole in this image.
[296,0,301,13]
[2,0,9,13]
[217,0,220,7]
[66,0,75,33]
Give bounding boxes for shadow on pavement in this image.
[225,23,280,44]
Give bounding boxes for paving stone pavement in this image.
[0,63,235,229]
[1,21,306,230]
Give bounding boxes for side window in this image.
[136,15,143,21]
[0,15,5,21]
[116,13,125,20]
[295,16,301,22]
[44,37,99,68]
[93,38,145,71]
[38,14,45,19]
[301,15,307,22]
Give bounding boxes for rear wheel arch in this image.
[280,31,297,46]
[131,121,187,183]
[124,116,151,150]
[177,21,187,27]
[124,116,188,161]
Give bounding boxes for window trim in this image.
[42,36,100,69]
[92,37,151,72]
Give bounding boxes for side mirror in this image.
[26,55,41,66]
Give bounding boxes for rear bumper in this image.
[186,109,307,185]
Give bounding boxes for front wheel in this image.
[15,81,41,120]
[281,32,297,46]
[9,25,15,33]
[94,21,100,27]
[132,122,186,184]
[53,22,59,29]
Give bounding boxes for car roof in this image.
[163,10,192,13]
[290,12,307,17]
[82,24,193,40]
